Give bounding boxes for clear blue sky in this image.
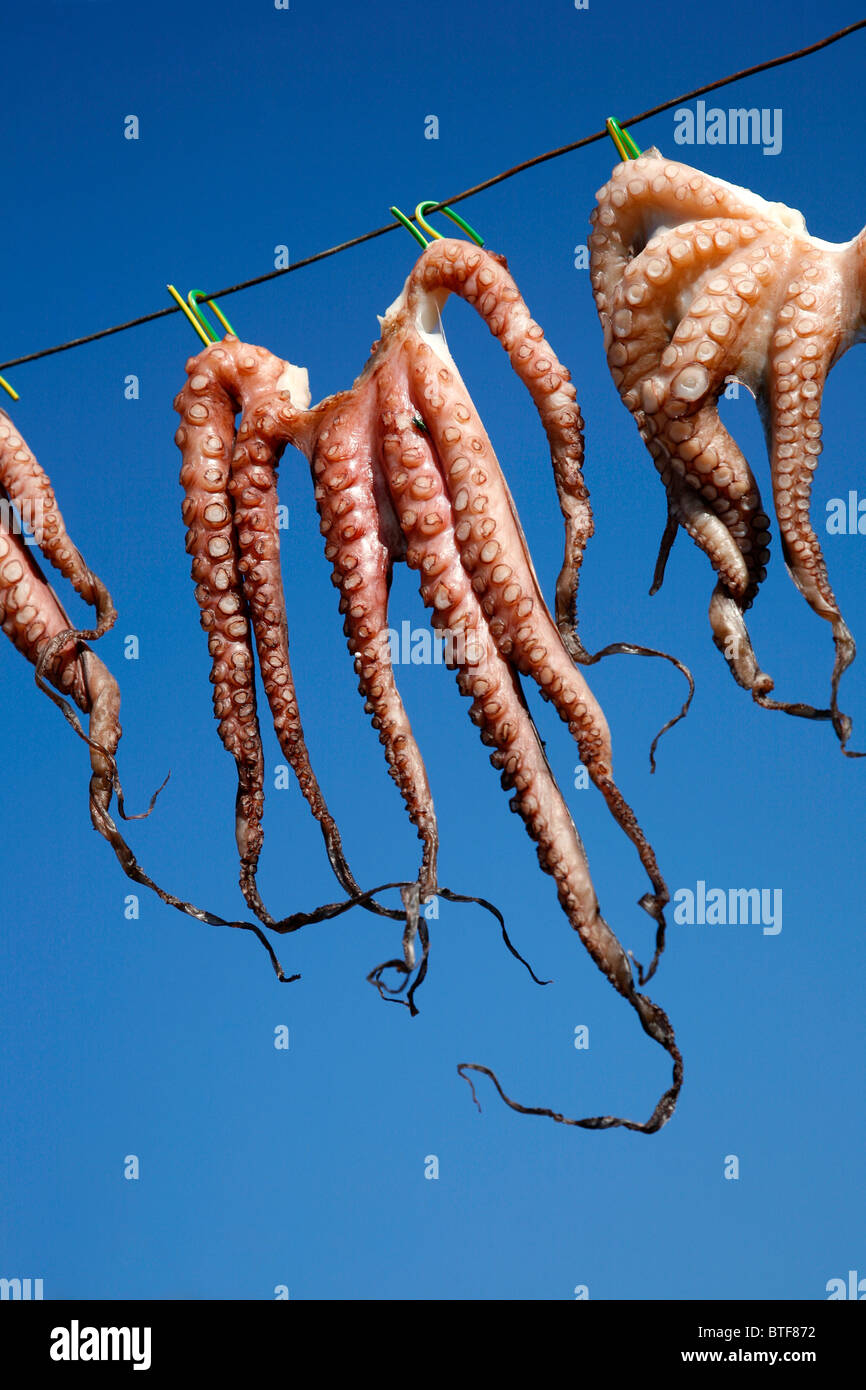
[1,0,864,1300]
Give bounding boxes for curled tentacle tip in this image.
[117,768,172,822]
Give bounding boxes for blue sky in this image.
[1,0,864,1300]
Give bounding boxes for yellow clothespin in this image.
[0,373,19,401]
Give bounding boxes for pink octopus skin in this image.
[590,150,866,752]
[227,237,681,1132]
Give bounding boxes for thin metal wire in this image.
[1,18,863,374]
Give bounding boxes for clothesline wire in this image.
[1,17,864,375]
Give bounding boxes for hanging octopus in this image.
[0,406,318,981]
[174,238,682,1132]
[590,149,866,752]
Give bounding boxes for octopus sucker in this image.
[591,152,866,753]
[227,236,681,1129]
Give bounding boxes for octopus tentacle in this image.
[0,410,115,637]
[601,215,772,599]
[229,397,367,897]
[175,347,269,918]
[406,336,669,943]
[605,219,779,603]
[654,467,766,697]
[654,246,777,585]
[0,515,90,705]
[764,280,860,751]
[372,380,681,1123]
[308,382,440,898]
[404,240,593,636]
[643,399,784,709]
[32,621,135,856]
[458,1043,682,1133]
[649,506,679,594]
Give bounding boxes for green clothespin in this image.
[606,117,642,161]
[390,200,484,249]
[166,285,237,344]
[188,289,236,341]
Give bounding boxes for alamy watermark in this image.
[1,1276,43,1299]
[826,491,866,535]
[0,495,44,548]
[386,620,483,667]
[826,1269,865,1299]
[673,880,782,935]
[674,100,782,156]
[50,1322,151,1370]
